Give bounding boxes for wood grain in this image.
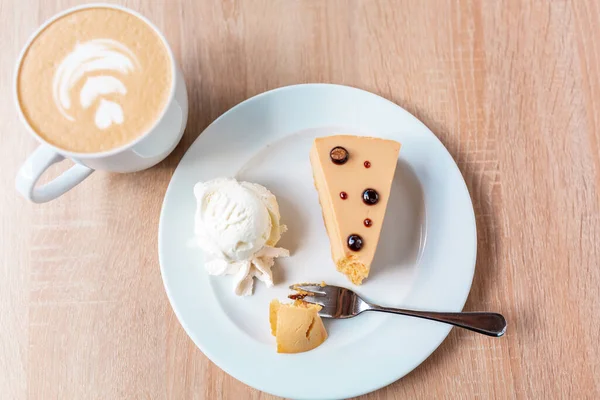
[1,0,599,398]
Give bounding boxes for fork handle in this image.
[367,306,506,337]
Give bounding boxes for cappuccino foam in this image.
[17,7,172,153]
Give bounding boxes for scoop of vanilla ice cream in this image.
[196,180,271,261]
[193,178,289,296]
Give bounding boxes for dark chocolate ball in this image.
[362,189,379,205]
[330,146,349,165]
[347,234,363,251]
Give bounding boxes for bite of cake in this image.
[269,299,328,353]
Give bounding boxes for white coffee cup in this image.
[15,4,188,203]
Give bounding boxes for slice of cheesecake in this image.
[269,299,327,353]
[310,135,401,285]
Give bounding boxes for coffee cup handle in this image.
[16,145,94,203]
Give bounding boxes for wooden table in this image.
[2,0,599,398]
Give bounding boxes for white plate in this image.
[159,84,476,399]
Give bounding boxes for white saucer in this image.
[159,84,476,399]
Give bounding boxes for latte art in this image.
[52,39,140,130]
[17,7,172,153]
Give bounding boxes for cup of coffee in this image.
[15,4,188,203]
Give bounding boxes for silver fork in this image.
[290,283,506,337]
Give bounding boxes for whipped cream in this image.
[193,178,289,296]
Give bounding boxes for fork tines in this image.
[288,283,327,295]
